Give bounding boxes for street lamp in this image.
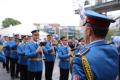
[84,0,90,5]
[59,27,62,40]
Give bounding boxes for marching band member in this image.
[0,41,5,62]
[17,35,29,80]
[9,35,19,80]
[43,35,56,80]
[25,30,43,80]
[57,36,73,80]
[72,10,118,80]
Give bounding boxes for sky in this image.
[0,0,80,26]
[0,0,120,27]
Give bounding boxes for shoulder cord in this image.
[69,50,75,74]
[82,55,93,80]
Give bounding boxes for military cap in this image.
[84,10,115,29]
[31,30,39,34]
[21,35,27,39]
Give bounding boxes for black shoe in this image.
[6,70,9,73]
[15,76,20,79]
[11,77,14,80]
[3,66,5,69]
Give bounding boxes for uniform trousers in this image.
[6,56,10,72]
[19,64,27,80]
[45,61,55,80]
[27,71,42,80]
[10,58,19,78]
[59,68,69,80]
[60,68,69,80]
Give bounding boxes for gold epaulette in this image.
[75,48,89,57]
[76,47,93,80]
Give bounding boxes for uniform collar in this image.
[47,41,51,44]
[89,39,104,45]
[87,39,107,48]
[21,41,27,44]
[61,43,68,48]
[31,40,37,44]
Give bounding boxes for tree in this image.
[2,18,21,28]
[106,29,116,40]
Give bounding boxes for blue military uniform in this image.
[9,40,18,59]
[17,42,28,80]
[72,10,119,80]
[0,43,5,62]
[25,30,43,80]
[25,41,43,72]
[17,43,27,65]
[75,44,85,55]
[72,40,118,80]
[57,44,70,69]
[0,41,5,64]
[3,41,10,57]
[8,40,19,79]
[43,41,56,80]
[0,52,5,62]
[57,44,70,80]
[43,41,56,61]
[3,40,10,72]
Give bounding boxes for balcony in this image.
[85,0,120,12]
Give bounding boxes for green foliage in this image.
[2,18,21,28]
[106,29,116,40]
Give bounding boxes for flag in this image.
[79,4,86,21]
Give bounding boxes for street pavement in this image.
[0,60,119,80]
[0,59,72,80]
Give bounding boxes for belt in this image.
[0,45,3,51]
[30,58,46,61]
[11,50,17,52]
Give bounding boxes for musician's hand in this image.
[36,49,40,53]
[36,47,42,53]
[50,52,55,55]
[66,58,70,61]
[69,53,73,57]
[36,51,42,56]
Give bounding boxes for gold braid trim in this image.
[0,45,3,51]
[30,58,46,61]
[69,50,75,74]
[82,55,93,80]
